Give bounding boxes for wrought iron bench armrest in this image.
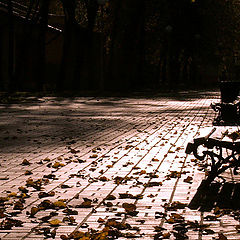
[186,133,240,185]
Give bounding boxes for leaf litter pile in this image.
[1,143,240,240]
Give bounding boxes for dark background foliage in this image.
[1,0,240,93]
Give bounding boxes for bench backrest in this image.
[220,81,240,103]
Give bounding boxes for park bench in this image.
[186,127,240,185]
[186,127,240,210]
[211,81,240,125]
[185,82,240,210]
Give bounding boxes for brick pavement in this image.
[1,90,240,240]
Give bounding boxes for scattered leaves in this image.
[0,218,23,229]
[38,191,55,198]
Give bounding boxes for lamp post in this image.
[97,0,107,90]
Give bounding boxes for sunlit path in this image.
[1,91,239,240]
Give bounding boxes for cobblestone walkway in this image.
[1,90,239,240]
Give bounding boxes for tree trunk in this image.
[7,0,15,92]
[57,0,76,91]
[107,0,145,91]
[36,0,50,91]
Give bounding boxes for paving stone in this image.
[1,91,240,239]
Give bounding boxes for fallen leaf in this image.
[69,231,85,239]
[0,218,23,229]
[24,170,32,175]
[8,192,17,198]
[43,157,51,162]
[218,233,228,240]
[63,208,78,215]
[99,176,109,182]
[106,195,116,200]
[21,159,30,165]
[77,200,92,208]
[162,232,171,238]
[122,203,136,213]
[183,176,193,183]
[61,184,72,189]
[52,161,65,168]
[0,176,9,180]
[227,131,240,141]
[38,191,55,198]
[18,186,28,193]
[70,148,79,154]
[98,217,105,223]
[60,234,69,240]
[13,201,24,210]
[63,216,76,225]
[49,219,61,226]
[30,207,39,217]
[0,209,5,218]
[38,200,53,210]
[53,200,67,208]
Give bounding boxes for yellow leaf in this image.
[8,192,17,197]
[166,217,175,223]
[162,232,171,238]
[140,170,146,175]
[52,161,65,168]
[53,200,67,208]
[30,207,39,216]
[49,219,62,226]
